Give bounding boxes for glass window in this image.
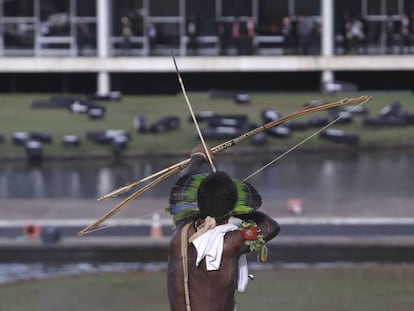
[367,0,381,15]
[3,0,33,17]
[186,0,216,35]
[335,0,363,37]
[3,22,35,49]
[149,0,179,16]
[39,0,70,36]
[385,0,399,15]
[76,0,96,17]
[404,0,414,14]
[335,0,362,18]
[40,0,69,21]
[295,0,320,16]
[258,0,289,35]
[76,22,96,55]
[112,0,144,37]
[364,20,382,44]
[222,0,252,17]
[156,22,180,46]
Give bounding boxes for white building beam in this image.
[321,0,335,90]
[97,0,111,95]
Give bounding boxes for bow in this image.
[78,94,372,236]
[172,54,216,172]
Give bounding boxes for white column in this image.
[321,0,334,88]
[96,0,111,95]
[321,0,334,57]
[98,72,110,96]
[321,70,334,86]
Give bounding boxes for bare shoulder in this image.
[169,219,194,249]
[223,229,246,254]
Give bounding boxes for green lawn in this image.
[0,264,413,311]
[0,91,413,157]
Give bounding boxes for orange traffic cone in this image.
[150,213,163,239]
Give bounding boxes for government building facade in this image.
[1,0,414,93]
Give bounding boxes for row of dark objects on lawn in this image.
[32,96,180,134]
[186,104,365,146]
[8,99,414,163]
[7,129,132,162]
[85,116,180,155]
[134,93,250,137]
[133,116,180,134]
[31,96,106,120]
[86,129,131,154]
[363,101,414,126]
[7,131,83,163]
[189,100,414,146]
[3,115,182,163]
[11,131,81,147]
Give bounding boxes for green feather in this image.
[232,178,262,213]
[172,207,199,224]
[169,174,207,205]
[168,173,262,224]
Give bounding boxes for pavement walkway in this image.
[2,198,414,264]
[1,195,414,224]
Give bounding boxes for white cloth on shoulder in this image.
[191,222,249,292]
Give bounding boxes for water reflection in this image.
[0,150,413,204]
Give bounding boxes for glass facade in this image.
[1,0,414,56]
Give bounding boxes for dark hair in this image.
[197,171,237,219]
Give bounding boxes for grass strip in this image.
[0,92,413,158]
[0,264,413,311]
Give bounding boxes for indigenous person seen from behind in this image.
[167,145,280,311]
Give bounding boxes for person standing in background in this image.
[296,13,314,55]
[246,16,256,55]
[121,16,133,56]
[232,17,241,55]
[399,14,411,54]
[282,16,294,55]
[147,22,157,55]
[187,14,198,55]
[346,16,365,54]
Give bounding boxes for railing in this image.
[182,35,220,55]
[36,36,77,56]
[111,36,147,56]
[254,35,285,55]
[0,33,413,57]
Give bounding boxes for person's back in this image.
[168,218,246,311]
[167,146,280,310]
[168,210,279,310]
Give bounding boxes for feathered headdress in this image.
[167,173,262,224]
